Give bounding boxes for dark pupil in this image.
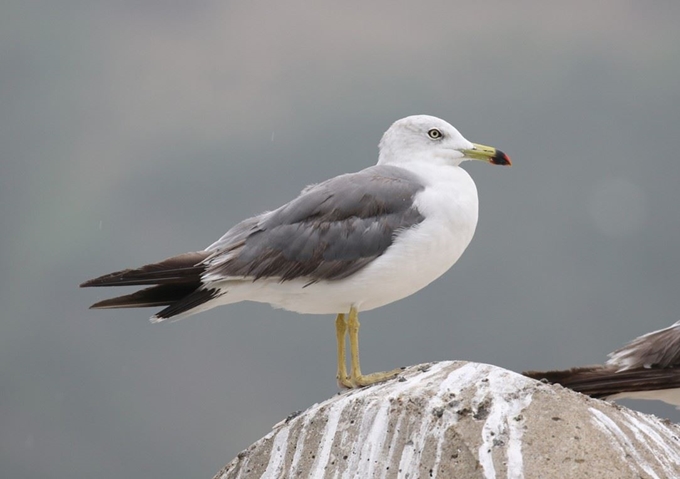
[430,130,439,138]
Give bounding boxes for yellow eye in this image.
[428,129,442,139]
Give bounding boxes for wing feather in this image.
[203,165,426,283]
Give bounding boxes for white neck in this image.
[378,149,464,168]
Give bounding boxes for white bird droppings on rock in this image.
[215,361,680,479]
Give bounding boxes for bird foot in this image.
[337,367,404,389]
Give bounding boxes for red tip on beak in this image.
[491,149,511,166]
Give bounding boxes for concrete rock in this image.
[214,361,680,479]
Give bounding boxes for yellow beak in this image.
[461,143,511,166]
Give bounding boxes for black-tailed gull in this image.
[81,115,511,388]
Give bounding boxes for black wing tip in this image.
[87,300,146,310]
[80,271,135,288]
[87,298,142,309]
[88,304,114,310]
[524,365,598,377]
[85,283,206,312]
[81,278,103,288]
[152,288,220,320]
[86,287,218,320]
[524,365,680,400]
[79,251,211,289]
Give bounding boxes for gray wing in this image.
[203,165,426,283]
[607,320,680,370]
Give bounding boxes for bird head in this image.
[378,115,511,168]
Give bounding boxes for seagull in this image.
[81,115,511,388]
[524,320,680,407]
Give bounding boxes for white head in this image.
[377,115,510,168]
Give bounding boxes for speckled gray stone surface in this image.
[214,361,680,479]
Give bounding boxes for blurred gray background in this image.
[3,1,680,478]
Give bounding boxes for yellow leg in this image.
[347,306,402,387]
[335,313,353,388]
